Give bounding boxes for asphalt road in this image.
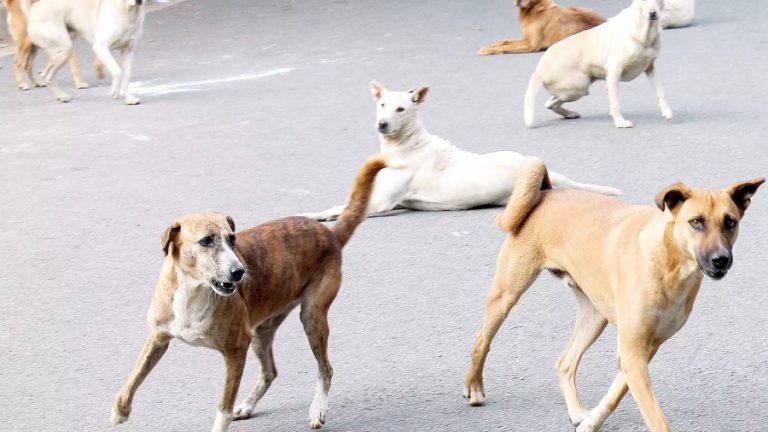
[1,1,767,431]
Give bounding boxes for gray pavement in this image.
[1,1,767,431]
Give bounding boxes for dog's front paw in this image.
[124,95,141,105]
[110,406,129,425]
[75,81,90,89]
[57,93,73,103]
[477,45,499,56]
[463,381,485,406]
[17,81,30,91]
[660,106,673,121]
[614,119,634,128]
[575,411,604,432]
[233,402,255,420]
[308,398,328,429]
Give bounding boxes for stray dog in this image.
[524,0,672,128]
[300,81,620,222]
[662,0,694,28]
[2,0,103,90]
[478,0,605,55]
[463,157,763,431]
[22,0,145,104]
[111,155,388,431]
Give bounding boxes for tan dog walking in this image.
[111,155,389,432]
[478,0,604,55]
[463,157,763,431]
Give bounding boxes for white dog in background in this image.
[22,0,145,104]
[300,81,620,222]
[662,0,694,28]
[524,0,672,128]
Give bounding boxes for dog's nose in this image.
[231,267,245,282]
[649,11,658,20]
[378,120,389,131]
[709,251,731,270]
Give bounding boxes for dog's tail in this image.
[548,172,621,196]
[332,154,388,247]
[497,157,552,233]
[524,71,543,128]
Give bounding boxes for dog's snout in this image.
[378,120,388,129]
[709,251,732,270]
[649,11,658,20]
[230,267,245,282]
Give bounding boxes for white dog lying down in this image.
[662,0,694,28]
[524,0,672,128]
[301,81,620,222]
[22,0,145,104]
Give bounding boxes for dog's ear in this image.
[410,84,429,104]
[225,215,236,232]
[161,221,181,256]
[725,178,765,214]
[370,80,387,101]
[655,182,692,213]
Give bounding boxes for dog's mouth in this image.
[701,268,728,280]
[211,280,237,296]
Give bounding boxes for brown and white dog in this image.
[478,0,605,55]
[1,0,103,90]
[111,155,389,432]
[463,157,763,431]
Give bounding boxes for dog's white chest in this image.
[167,284,217,348]
[653,284,695,340]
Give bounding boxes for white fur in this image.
[524,0,672,128]
[211,410,232,432]
[308,380,329,429]
[662,0,694,29]
[110,406,127,425]
[300,82,620,221]
[23,0,146,104]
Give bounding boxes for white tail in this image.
[524,72,542,127]
[549,172,621,196]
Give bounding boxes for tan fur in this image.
[478,0,605,55]
[464,158,763,431]
[2,0,102,90]
[112,155,389,431]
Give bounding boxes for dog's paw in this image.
[308,398,328,429]
[17,81,30,91]
[660,107,673,121]
[569,409,590,427]
[124,96,141,105]
[477,45,498,56]
[233,402,255,421]
[463,384,485,406]
[57,94,73,103]
[614,119,634,128]
[75,81,90,89]
[110,406,129,425]
[575,411,604,432]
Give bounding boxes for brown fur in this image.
[478,0,605,55]
[112,154,389,431]
[2,0,103,90]
[464,158,763,431]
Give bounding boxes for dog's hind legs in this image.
[463,239,542,406]
[556,284,607,426]
[67,50,90,89]
[41,46,75,102]
[111,332,171,424]
[233,311,291,421]
[545,96,581,119]
[300,268,341,429]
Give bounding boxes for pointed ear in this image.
[225,215,236,232]
[726,177,765,214]
[410,84,429,104]
[161,221,181,256]
[370,80,387,101]
[655,182,692,213]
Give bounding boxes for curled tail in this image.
[497,157,551,233]
[524,71,542,128]
[548,172,622,196]
[333,154,388,247]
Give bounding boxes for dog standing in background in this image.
[21,0,145,104]
[479,0,604,55]
[524,0,672,128]
[463,157,763,431]
[2,0,103,90]
[662,0,694,28]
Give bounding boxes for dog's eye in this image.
[688,217,704,231]
[199,235,214,247]
[228,234,236,245]
[723,216,737,230]
[396,107,405,112]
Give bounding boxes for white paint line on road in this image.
[129,67,294,96]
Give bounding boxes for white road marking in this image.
[130,67,294,96]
